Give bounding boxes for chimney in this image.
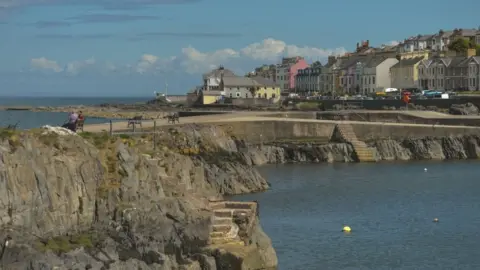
[467,48,476,57]
[328,56,336,65]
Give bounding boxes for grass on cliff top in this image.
[0,128,23,152]
[79,131,113,149]
[36,232,101,254]
[295,102,323,111]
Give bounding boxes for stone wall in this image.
[300,97,480,110]
[317,111,480,127]
[350,122,480,141]
[213,121,336,144]
[207,120,480,143]
[232,98,274,107]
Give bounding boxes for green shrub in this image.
[296,102,321,110]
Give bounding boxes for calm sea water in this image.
[0,97,149,129]
[233,161,480,270]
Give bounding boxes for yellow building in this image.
[251,77,280,99]
[390,57,425,89]
[398,51,430,60]
[202,90,222,105]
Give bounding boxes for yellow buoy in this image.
[342,226,352,232]
[433,218,439,223]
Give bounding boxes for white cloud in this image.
[240,38,345,61]
[177,46,239,74]
[29,38,346,76]
[135,54,158,74]
[30,57,63,72]
[142,38,346,74]
[65,57,95,74]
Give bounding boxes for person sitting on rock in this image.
[62,111,78,132]
[77,111,84,122]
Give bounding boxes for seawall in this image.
[210,119,480,143]
[317,111,480,127]
[291,97,480,110]
[186,119,480,163]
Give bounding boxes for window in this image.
[245,93,248,98]
[229,93,232,98]
[372,76,375,84]
[236,92,240,98]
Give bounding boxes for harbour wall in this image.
[294,97,480,110]
[209,120,480,143]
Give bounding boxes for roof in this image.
[338,56,367,69]
[363,57,388,68]
[445,56,467,67]
[418,34,434,41]
[456,56,475,67]
[203,67,235,79]
[203,90,223,96]
[391,57,424,68]
[418,59,433,68]
[251,76,278,87]
[222,76,257,87]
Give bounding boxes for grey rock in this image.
[449,103,479,115]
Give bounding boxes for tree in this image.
[448,38,471,53]
[249,87,258,98]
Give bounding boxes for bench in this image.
[76,119,85,132]
[127,116,143,128]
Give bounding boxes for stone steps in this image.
[207,200,257,246]
[209,238,245,246]
[212,224,232,233]
[337,124,376,162]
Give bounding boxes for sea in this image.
[0,97,149,129]
[233,161,480,270]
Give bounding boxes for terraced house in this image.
[418,56,480,91]
[418,58,447,90]
[356,57,399,94]
[275,56,308,91]
[220,76,280,99]
[390,57,425,89]
[320,56,340,94]
[295,61,322,93]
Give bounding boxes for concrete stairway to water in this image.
[208,200,257,246]
[336,124,376,162]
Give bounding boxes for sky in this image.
[0,0,479,97]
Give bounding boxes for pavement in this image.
[82,110,480,133]
[321,110,480,119]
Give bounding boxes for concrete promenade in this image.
[82,110,480,133]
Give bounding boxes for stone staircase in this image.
[208,200,257,246]
[336,124,376,162]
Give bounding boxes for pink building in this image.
[276,57,309,91]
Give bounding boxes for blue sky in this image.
[0,0,479,97]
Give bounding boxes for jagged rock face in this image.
[0,128,275,270]
[449,103,479,115]
[371,135,480,161]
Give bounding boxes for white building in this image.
[400,34,433,52]
[202,66,235,92]
[357,57,399,94]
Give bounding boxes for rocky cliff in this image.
[1,123,477,269]
[0,126,276,270]
[240,135,480,163]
